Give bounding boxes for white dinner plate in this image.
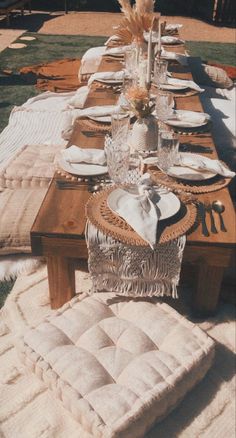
[107,187,181,221]
[58,157,108,176]
[167,165,216,181]
[160,83,188,91]
[96,78,123,84]
[89,115,111,123]
[165,110,210,128]
[161,36,184,45]
[166,153,216,181]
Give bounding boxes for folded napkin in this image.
[80,45,131,77]
[161,48,189,66]
[161,36,184,45]
[166,77,204,92]
[105,45,131,56]
[166,110,210,126]
[61,146,106,166]
[73,104,121,120]
[68,86,89,109]
[165,24,183,31]
[88,71,125,87]
[80,46,107,76]
[111,185,160,248]
[177,153,235,178]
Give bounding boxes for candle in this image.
[157,20,161,54]
[146,28,152,86]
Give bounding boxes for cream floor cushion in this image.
[0,143,61,189]
[19,293,215,438]
[0,188,47,255]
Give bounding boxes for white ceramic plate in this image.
[107,187,181,221]
[96,78,123,84]
[160,83,188,91]
[89,115,111,123]
[167,166,216,181]
[58,157,108,176]
[161,36,184,45]
[167,153,216,181]
[165,110,210,128]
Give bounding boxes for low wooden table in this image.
[31,53,236,315]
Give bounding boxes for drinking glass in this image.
[124,46,137,77]
[111,111,130,142]
[104,136,130,184]
[154,59,168,88]
[158,131,179,171]
[155,90,174,121]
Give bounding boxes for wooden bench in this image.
[0,0,31,26]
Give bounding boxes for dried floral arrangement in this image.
[125,86,155,118]
[115,0,160,44]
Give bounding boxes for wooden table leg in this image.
[192,262,224,316]
[47,256,75,309]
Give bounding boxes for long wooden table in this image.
[31,46,236,315]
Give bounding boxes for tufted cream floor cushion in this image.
[0,143,61,189]
[19,293,215,438]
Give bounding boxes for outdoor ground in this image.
[0,10,235,52]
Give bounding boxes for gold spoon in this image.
[212,201,227,232]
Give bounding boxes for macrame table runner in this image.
[85,187,196,298]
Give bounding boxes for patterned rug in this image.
[0,265,235,437]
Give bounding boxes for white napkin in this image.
[166,77,204,92]
[104,35,121,46]
[88,70,125,86]
[165,24,183,31]
[79,45,131,77]
[61,146,106,165]
[166,110,210,126]
[68,86,89,109]
[111,185,160,248]
[80,46,107,76]
[161,36,184,45]
[73,104,120,119]
[161,48,189,66]
[105,45,131,56]
[177,153,235,178]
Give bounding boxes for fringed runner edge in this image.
[86,221,186,299]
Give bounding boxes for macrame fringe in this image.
[86,222,186,299]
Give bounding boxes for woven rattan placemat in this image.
[86,186,197,245]
[79,118,111,133]
[149,166,231,194]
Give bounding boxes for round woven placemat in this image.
[149,167,231,194]
[86,186,197,245]
[79,118,111,133]
[169,121,212,135]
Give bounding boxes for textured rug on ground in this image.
[0,265,235,437]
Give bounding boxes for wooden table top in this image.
[31,46,236,251]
